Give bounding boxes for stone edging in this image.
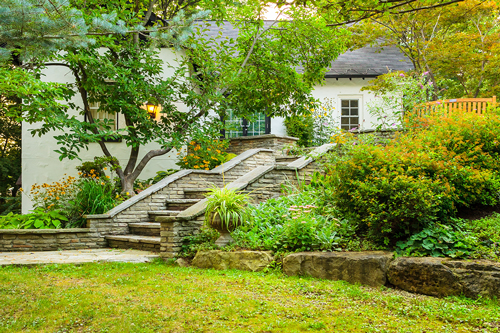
[189,250,500,300]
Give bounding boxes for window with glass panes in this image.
[225,109,244,138]
[341,99,359,130]
[223,110,270,138]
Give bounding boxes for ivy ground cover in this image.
[1,261,499,332]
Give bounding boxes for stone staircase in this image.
[85,139,334,256]
[105,196,206,252]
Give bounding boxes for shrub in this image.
[284,115,314,147]
[324,109,500,245]
[0,196,21,216]
[25,171,119,228]
[177,139,229,170]
[76,156,118,178]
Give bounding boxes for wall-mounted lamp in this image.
[146,102,159,119]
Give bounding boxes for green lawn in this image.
[0,260,499,333]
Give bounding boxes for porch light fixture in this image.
[146,102,158,119]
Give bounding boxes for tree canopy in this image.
[351,0,500,98]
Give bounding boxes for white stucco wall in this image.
[311,77,379,131]
[271,78,381,137]
[21,48,185,213]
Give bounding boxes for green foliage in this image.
[284,115,314,147]
[204,185,251,230]
[0,95,21,200]
[458,213,500,260]
[0,196,21,216]
[25,172,119,228]
[363,71,434,131]
[73,178,117,217]
[0,208,67,229]
[76,156,119,178]
[396,224,475,258]
[180,227,220,258]
[232,191,364,253]
[323,109,500,245]
[149,170,178,185]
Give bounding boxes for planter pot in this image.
[209,214,240,247]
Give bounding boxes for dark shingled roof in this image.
[198,21,414,78]
[325,46,414,78]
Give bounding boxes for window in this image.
[84,102,121,142]
[223,110,271,138]
[87,102,118,131]
[341,99,359,130]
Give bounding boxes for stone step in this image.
[165,198,202,211]
[275,155,299,162]
[148,210,182,217]
[183,188,210,199]
[106,235,161,252]
[128,222,160,236]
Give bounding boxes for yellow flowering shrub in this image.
[28,175,78,212]
[177,139,230,170]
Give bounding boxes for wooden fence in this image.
[414,96,497,116]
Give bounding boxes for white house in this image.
[21,22,412,213]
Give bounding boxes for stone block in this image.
[388,257,500,299]
[2,235,17,240]
[283,251,394,287]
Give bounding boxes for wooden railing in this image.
[414,96,497,116]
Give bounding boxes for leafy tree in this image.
[350,0,500,98]
[27,1,348,195]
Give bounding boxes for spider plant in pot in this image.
[204,184,251,247]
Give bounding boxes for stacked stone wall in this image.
[245,162,322,203]
[227,135,298,156]
[0,230,105,252]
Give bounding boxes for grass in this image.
[0,261,499,332]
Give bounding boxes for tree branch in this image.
[326,0,465,27]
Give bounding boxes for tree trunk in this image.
[121,175,136,197]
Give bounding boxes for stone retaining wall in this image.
[188,250,500,300]
[245,163,321,203]
[227,134,298,156]
[0,227,106,252]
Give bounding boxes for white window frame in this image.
[338,95,363,131]
[87,102,119,131]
